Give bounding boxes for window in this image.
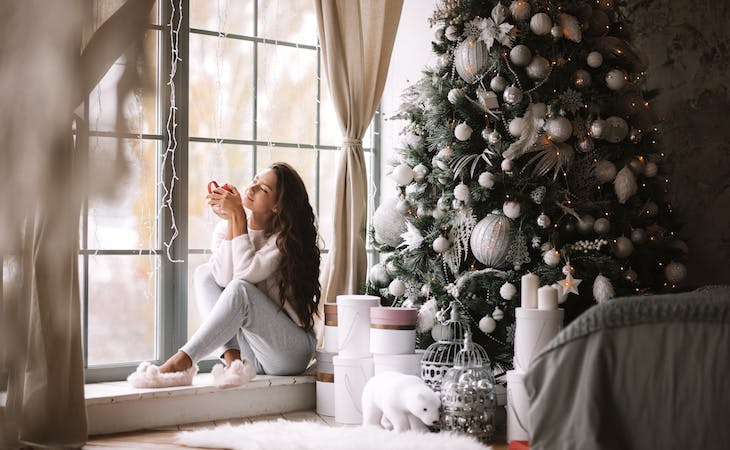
[80,0,379,382]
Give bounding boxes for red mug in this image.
[208,181,234,194]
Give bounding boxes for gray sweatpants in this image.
[181,263,316,375]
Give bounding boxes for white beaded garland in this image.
[388,278,406,297]
[455,122,473,141]
[500,282,517,300]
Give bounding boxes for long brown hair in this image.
[268,162,321,331]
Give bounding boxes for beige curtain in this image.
[0,1,154,447]
[315,0,403,306]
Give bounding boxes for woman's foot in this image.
[159,351,193,373]
[222,348,241,367]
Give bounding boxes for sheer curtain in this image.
[0,1,154,447]
[315,0,403,308]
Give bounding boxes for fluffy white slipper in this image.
[127,361,198,388]
[211,359,256,388]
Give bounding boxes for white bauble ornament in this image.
[510,1,531,20]
[490,75,508,92]
[587,51,604,68]
[613,236,634,258]
[500,282,517,300]
[412,163,429,181]
[392,163,414,186]
[503,85,524,104]
[510,45,532,66]
[492,307,505,321]
[530,12,552,35]
[488,130,503,145]
[481,128,492,141]
[550,25,563,39]
[543,248,561,266]
[614,166,638,204]
[593,217,611,234]
[593,274,615,303]
[445,25,460,41]
[644,161,658,177]
[396,198,411,215]
[416,205,429,217]
[605,116,629,143]
[590,119,608,139]
[577,215,595,234]
[501,158,514,172]
[545,117,573,143]
[470,213,514,268]
[509,117,526,137]
[369,263,390,288]
[431,322,452,341]
[437,54,451,68]
[448,88,464,104]
[388,279,406,297]
[503,200,521,219]
[454,182,471,202]
[605,69,628,90]
[373,198,407,247]
[631,228,648,245]
[432,236,451,253]
[455,122,473,141]
[478,171,495,189]
[432,208,444,220]
[385,260,397,274]
[665,262,687,284]
[479,315,497,334]
[454,38,489,84]
[537,213,551,228]
[594,160,618,183]
[526,55,552,80]
[437,195,451,211]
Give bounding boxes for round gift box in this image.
[513,307,564,372]
[323,303,338,354]
[316,350,335,417]
[373,349,424,376]
[332,355,374,424]
[369,307,418,355]
[336,295,380,358]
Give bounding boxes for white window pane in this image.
[258,0,318,46]
[190,0,254,35]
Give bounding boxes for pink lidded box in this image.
[369,307,418,355]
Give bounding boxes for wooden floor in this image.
[85,409,509,449]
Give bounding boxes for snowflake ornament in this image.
[559,88,584,114]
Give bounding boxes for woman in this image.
[129,162,320,388]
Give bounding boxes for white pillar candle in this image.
[521,273,539,309]
[538,285,559,310]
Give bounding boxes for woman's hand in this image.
[207,185,245,221]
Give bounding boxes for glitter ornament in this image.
[545,117,573,143]
[509,0,531,21]
[526,55,551,80]
[530,12,552,35]
[392,163,414,186]
[470,213,514,268]
[479,315,497,334]
[503,200,521,219]
[389,278,406,297]
[665,262,687,284]
[593,217,611,234]
[492,307,505,321]
[573,69,592,89]
[499,282,517,300]
[490,75,508,92]
[509,45,532,66]
[594,160,618,183]
[613,236,634,258]
[455,122,473,141]
[433,236,451,253]
[543,248,561,266]
[587,51,603,68]
[454,182,471,202]
[577,215,595,234]
[605,69,628,90]
[503,86,524,104]
[478,171,495,189]
[537,213,551,228]
[590,119,607,139]
[413,163,429,181]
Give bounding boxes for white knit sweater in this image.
[208,220,303,327]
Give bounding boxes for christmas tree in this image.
[367,0,688,372]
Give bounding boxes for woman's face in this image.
[243,168,278,216]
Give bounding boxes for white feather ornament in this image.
[558,14,582,43]
[614,166,638,204]
[503,103,547,160]
[444,209,478,275]
[399,221,424,251]
[416,298,438,333]
[593,274,615,303]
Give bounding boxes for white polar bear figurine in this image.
[361,371,441,432]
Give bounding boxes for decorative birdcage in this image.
[440,330,497,443]
[420,302,469,392]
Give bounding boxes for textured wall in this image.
[627,0,730,286]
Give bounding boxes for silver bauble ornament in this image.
[369,263,390,288]
[454,182,471,202]
[490,75,508,92]
[445,25,460,42]
[454,38,489,84]
[388,278,406,297]
[530,12,552,35]
[594,160,618,183]
[631,228,648,245]
[509,45,532,66]
[545,117,573,143]
[605,116,629,143]
[573,69,592,89]
[665,262,687,284]
[478,315,497,334]
[586,51,603,68]
[470,213,514,268]
[433,236,451,253]
[488,130,502,145]
[373,197,407,247]
[481,127,493,141]
[503,86,523,104]
[550,25,563,39]
[605,69,628,90]
[492,307,505,321]
[537,213,551,228]
[392,163,414,186]
[413,163,429,181]
[590,119,608,139]
[543,248,561,266]
[613,236,634,258]
[577,215,595,234]
[578,137,595,153]
[526,55,551,80]
[509,0,531,21]
[629,127,643,143]
[593,217,611,234]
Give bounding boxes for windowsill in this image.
[85,373,315,435]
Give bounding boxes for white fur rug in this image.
[176,419,491,450]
